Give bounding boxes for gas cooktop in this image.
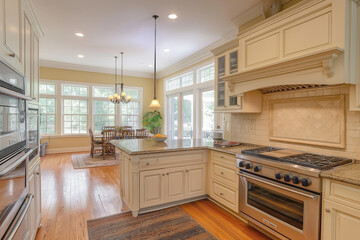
[241,147,352,170]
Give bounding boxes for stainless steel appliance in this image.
[0,61,25,95]
[27,103,39,162]
[237,147,352,240]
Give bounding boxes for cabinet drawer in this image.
[210,179,238,212]
[139,158,158,169]
[324,179,360,210]
[212,151,236,166]
[213,163,238,188]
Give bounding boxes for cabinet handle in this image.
[36,172,40,175]
[325,208,330,213]
[220,172,224,175]
[9,53,15,58]
[185,170,188,173]
[220,156,224,159]
[166,173,169,175]
[146,163,149,166]
[220,193,224,196]
[162,174,165,176]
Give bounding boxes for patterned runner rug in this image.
[71,153,119,169]
[87,207,216,240]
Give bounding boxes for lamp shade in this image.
[149,99,161,108]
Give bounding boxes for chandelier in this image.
[149,15,161,108]
[109,52,131,104]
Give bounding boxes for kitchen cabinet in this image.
[31,33,39,101]
[140,164,206,208]
[27,157,41,240]
[0,0,23,75]
[322,179,360,240]
[208,151,239,212]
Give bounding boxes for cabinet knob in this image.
[166,173,169,175]
[325,208,330,213]
[36,172,40,175]
[9,53,15,58]
[220,156,224,159]
[220,172,224,175]
[146,162,149,166]
[220,193,224,196]
[185,170,188,173]
[162,174,165,176]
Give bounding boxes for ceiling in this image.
[31,0,258,77]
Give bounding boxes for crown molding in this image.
[157,28,238,78]
[40,60,153,78]
[24,0,44,37]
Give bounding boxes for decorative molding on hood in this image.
[224,47,343,84]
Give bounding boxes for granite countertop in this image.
[321,163,360,186]
[110,138,259,156]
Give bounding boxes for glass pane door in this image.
[201,90,214,138]
[182,94,193,139]
[168,96,179,139]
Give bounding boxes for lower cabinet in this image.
[27,158,41,240]
[322,179,360,240]
[140,164,206,208]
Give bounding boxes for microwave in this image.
[0,60,25,95]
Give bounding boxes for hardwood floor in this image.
[36,152,270,240]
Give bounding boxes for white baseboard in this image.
[46,146,90,154]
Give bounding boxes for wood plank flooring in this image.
[36,152,270,240]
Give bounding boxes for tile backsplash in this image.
[231,85,360,160]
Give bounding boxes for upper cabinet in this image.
[0,0,43,100]
[0,0,23,74]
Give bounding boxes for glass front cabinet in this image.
[215,48,241,111]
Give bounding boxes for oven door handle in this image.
[238,172,319,200]
[0,149,33,177]
[5,194,33,240]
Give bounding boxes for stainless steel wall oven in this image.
[27,103,39,162]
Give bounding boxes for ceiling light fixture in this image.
[75,32,84,37]
[148,64,153,68]
[109,52,131,104]
[149,15,161,108]
[77,54,84,58]
[163,48,170,52]
[168,14,177,20]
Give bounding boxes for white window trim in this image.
[164,61,214,139]
[39,79,143,137]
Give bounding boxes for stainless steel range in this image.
[236,147,352,240]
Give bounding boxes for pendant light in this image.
[149,15,161,108]
[109,52,131,104]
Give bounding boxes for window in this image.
[62,84,88,96]
[120,87,142,129]
[39,81,143,136]
[39,98,56,134]
[39,83,56,95]
[63,99,88,134]
[165,61,215,139]
[198,64,215,83]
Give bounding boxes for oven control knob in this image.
[284,174,292,182]
[245,163,253,169]
[254,166,261,172]
[292,176,301,184]
[301,178,312,187]
[239,161,246,168]
[275,173,283,180]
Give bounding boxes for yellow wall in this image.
[40,67,154,152]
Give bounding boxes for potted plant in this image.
[143,110,162,134]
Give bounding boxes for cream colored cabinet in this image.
[140,164,206,209]
[23,14,31,96]
[27,158,41,240]
[0,0,23,75]
[208,151,239,212]
[322,179,360,240]
[31,33,39,101]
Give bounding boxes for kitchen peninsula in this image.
[110,138,257,217]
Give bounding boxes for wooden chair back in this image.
[121,129,135,139]
[136,129,149,139]
[89,128,95,140]
[103,126,116,131]
[102,129,117,143]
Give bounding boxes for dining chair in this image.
[136,129,150,139]
[121,129,136,139]
[103,126,116,131]
[102,129,117,159]
[89,128,103,157]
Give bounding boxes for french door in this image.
[200,90,214,138]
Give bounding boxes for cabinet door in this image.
[31,33,39,101]
[27,172,36,240]
[140,169,164,208]
[34,164,41,227]
[23,14,31,97]
[185,165,205,198]
[0,0,23,74]
[322,199,360,240]
[165,168,185,202]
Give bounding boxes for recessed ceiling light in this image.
[163,48,170,52]
[77,54,84,58]
[148,64,153,67]
[75,32,84,37]
[168,14,177,20]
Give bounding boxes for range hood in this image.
[222,0,359,96]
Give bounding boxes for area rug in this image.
[71,153,119,169]
[87,207,216,240]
